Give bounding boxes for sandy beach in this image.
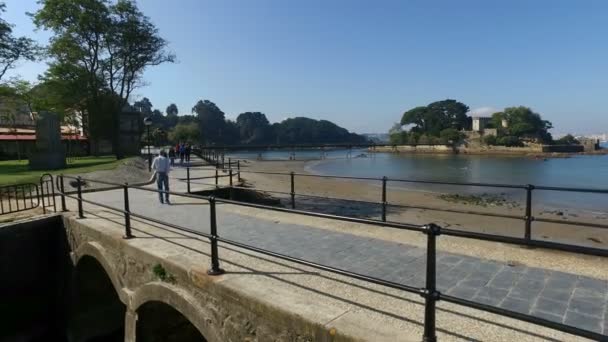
[236,159,608,250]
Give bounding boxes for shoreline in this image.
[238,158,608,249]
[370,145,608,158]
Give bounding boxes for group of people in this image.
[168,142,191,166]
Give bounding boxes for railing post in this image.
[123,183,133,239]
[221,153,225,169]
[39,181,44,214]
[228,157,231,169]
[382,176,387,222]
[290,171,296,209]
[187,166,191,194]
[215,168,219,188]
[237,160,241,182]
[207,196,225,275]
[229,169,234,200]
[524,184,534,243]
[421,223,441,342]
[77,176,84,218]
[60,175,67,211]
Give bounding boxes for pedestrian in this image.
[168,147,176,166]
[152,150,171,204]
[185,143,191,163]
[179,143,185,164]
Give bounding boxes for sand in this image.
[236,159,608,250]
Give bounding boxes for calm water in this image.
[229,147,608,211]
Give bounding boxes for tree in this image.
[0,83,24,159]
[32,0,175,158]
[236,112,272,144]
[272,117,367,145]
[400,99,470,137]
[401,106,428,131]
[439,128,464,144]
[133,97,153,115]
[0,2,39,81]
[192,99,227,144]
[555,134,580,145]
[494,106,553,143]
[166,103,178,116]
[168,122,199,143]
[165,103,178,128]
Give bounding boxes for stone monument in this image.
[29,111,66,170]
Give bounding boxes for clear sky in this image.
[3,0,608,134]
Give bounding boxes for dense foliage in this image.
[31,0,175,157]
[391,100,556,146]
[490,106,553,144]
[0,2,39,81]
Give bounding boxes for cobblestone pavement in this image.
[82,159,608,336]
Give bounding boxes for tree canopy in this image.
[400,99,470,136]
[492,106,553,143]
[32,0,174,157]
[0,2,39,81]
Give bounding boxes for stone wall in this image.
[372,144,550,155]
[0,215,71,341]
[61,216,346,342]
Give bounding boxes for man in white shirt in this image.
[152,150,171,204]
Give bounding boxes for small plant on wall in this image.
[152,263,176,283]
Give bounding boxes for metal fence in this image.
[47,173,606,341]
[180,159,608,258]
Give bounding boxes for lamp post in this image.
[144,116,153,171]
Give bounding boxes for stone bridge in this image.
[1,161,607,341]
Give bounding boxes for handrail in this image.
[52,173,607,341]
[0,182,41,215]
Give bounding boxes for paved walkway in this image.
[81,158,608,336]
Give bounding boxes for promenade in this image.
[77,156,608,338]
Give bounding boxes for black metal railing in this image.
[48,173,606,341]
[179,163,608,257]
[0,182,41,215]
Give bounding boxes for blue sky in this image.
[3,0,608,134]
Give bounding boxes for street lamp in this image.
[143,116,153,171]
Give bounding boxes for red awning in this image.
[0,134,87,141]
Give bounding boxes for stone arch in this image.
[69,250,127,342]
[73,241,127,303]
[132,282,222,342]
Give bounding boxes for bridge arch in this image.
[69,249,127,341]
[73,241,127,303]
[132,282,221,342]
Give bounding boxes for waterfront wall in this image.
[372,144,589,155]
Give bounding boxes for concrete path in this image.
[80,159,608,336]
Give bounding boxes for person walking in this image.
[152,150,171,204]
[185,143,191,163]
[179,143,185,165]
[168,147,176,166]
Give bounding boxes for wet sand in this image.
[236,159,608,250]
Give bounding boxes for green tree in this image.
[236,112,272,144]
[166,103,178,116]
[495,106,553,143]
[192,99,227,144]
[400,106,428,131]
[168,122,199,143]
[133,97,153,116]
[555,134,580,145]
[32,0,175,158]
[400,99,469,137]
[272,117,367,145]
[0,2,39,81]
[439,128,464,144]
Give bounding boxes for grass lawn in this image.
[0,156,129,186]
